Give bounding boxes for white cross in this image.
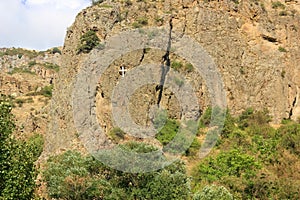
[119,66,127,77]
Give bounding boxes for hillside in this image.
[0,0,300,199]
[47,0,300,156]
[0,47,61,137]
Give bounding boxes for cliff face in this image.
[0,48,61,139]
[46,0,300,155]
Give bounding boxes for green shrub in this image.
[171,61,183,71]
[108,127,126,142]
[199,107,212,127]
[91,0,104,5]
[132,22,142,28]
[120,141,158,153]
[195,149,260,182]
[0,97,43,199]
[251,135,279,164]
[77,30,100,54]
[0,48,44,59]
[278,46,287,52]
[8,67,36,75]
[28,60,36,67]
[231,0,239,4]
[192,108,300,199]
[278,122,300,156]
[43,62,60,72]
[132,17,148,28]
[185,137,201,157]
[193,185,233,200]
[43,149,190,200]
[199,107,230,133]
[237,108,271,129]
[137,17,148,25]
[185,63,194,72]
[272,1,285,9]
[40,85,53,97]
[155,119,179,145]
[43,151,106,199]
[51,47,61,54]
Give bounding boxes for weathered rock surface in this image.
[0,48,61,139]
[46,0,300,155]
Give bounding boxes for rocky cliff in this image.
[46,0,300,155]
[0,47,61,138]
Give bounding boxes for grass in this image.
[26,85,53,98]
[171,61,194,72]
[132,17,148,28]
[14,97,34,107]
[278,46,287,52]
[108,127,125,143]
[99,4,113,8]
[28,61,37,67]
[272,1,285,9]
[43,62,60,72]
[8,67,36,75]
[171,61,183,71]
[0,48,45,59]
[39,85,53,97]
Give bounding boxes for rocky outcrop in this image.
[0,48,61,141]
[46,0,300,155]
[0,48,61,96]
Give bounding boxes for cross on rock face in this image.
[119,66,127,77]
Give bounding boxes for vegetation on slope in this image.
[192,108,300,199]
[41,107,300,199]
[0,95,44,200]
[43,143,190,200]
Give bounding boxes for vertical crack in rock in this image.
[139,48,146,64]
[289,96,297,119]
[156,17,173,106]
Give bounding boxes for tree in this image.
[43,143,190,199]
[77,30,100,54]
[0,96,43,199]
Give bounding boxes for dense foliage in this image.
[193,108,300,199]
[77,30,100,54]
[193,185,233,200]
[0,96,44,200]
[43,143,190,200]
[2,89,299,199]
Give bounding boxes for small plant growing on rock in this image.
[77,30,100,54]
[278,46,287,52]
[185,63,194,72]
[40,85,53,97]
[171,61,183,71]
[108,127,126,143]
[272,1,285,9]
[132,17,148,28]
[91,0,104,5]
[28,60,36,67]
[51,47,61,55]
